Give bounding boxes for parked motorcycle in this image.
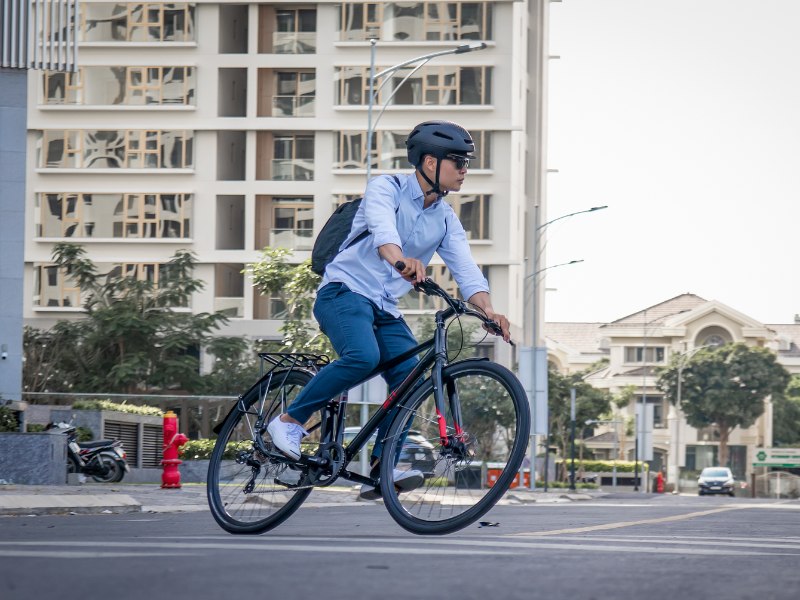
[46,422,129,483]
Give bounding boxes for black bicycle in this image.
[206,277,530,535]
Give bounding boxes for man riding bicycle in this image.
[268,120,511,499]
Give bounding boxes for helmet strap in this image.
[417,157,448,199]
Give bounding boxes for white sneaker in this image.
[267,416,307,461]
[359,468,424,500]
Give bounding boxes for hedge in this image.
[71,399,163,417]
[554,459,648,473]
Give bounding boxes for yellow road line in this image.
[513,505,749,537]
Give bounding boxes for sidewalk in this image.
[0,482,603,517]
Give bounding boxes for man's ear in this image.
[422,154,437,172]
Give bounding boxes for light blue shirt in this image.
[321,172,489,317]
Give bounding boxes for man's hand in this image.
[467,291,511,343]
[378,244,426,284]
[394,257,426,284]
[483,309,511,343]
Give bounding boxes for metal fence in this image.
[1,0,79,70]
[752,470,800,499]
[23,391,238,440]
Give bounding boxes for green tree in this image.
[23,243,240,394]
[547,367,612,480]
[247,248,333,356]
[773,374,800,447]
[658,343,791,466]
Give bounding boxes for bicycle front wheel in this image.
[380,360,530,535]
[207,370,314,534]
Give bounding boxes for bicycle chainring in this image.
[306,441,345,487]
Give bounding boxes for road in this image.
[1,493,798,600]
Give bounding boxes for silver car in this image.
[697,467,735,496]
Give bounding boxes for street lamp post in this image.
[527,204,608,490]
[668,344,711,493]
[365,40,487,180]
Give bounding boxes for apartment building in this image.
[545,294,800,485]
[24,1,544,369]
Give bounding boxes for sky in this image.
[543,0,800,325]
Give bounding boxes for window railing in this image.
[269,228,313,251]
[213,297,244,318]
[272,31,316,54]
[272,95,315,117]
[271,159,314,181]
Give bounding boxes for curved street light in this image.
[526,205,608,490]
[365,40,488,179]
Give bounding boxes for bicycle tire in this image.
[207,370,314,534]
[380,359,530,535]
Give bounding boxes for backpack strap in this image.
[346,174,402,248]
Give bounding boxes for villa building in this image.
[545,294,800,485]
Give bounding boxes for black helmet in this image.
[406,120,476,168]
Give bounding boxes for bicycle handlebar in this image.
[394,261,508,342]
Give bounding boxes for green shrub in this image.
[181,439,254,460]
[0,406,19,432]
[554,459,648,473]
[71,399,163,417]
[75,426,94,442]
[26,424,46,433]
[537,481,599,490]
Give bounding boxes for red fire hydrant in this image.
[161,410,189,489]
[655,470,665,494]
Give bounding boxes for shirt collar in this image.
[406,171,443,207]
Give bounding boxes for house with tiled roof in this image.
[544,294,800,490]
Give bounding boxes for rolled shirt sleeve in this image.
[436,206,490,300]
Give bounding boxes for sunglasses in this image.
[445,154,470,170]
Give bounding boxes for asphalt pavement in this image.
[0,481,597,516]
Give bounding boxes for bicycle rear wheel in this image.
[207,370,314,534]
[380,360,530,535]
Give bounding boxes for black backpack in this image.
[310,175,400,276]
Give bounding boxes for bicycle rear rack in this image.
[256,352,330,376]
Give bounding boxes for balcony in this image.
[273,32,316,54]
[272,95,315,117]
[271,159,314,181]
[270,228,313,251]
[213,297,244,319]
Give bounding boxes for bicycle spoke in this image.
[380,361,529,534]
[207,371,314,534]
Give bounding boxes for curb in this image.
[0,494,141,516]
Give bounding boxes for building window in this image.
[257,133,314,181]
[114,194,191,238]
[43,66,194,106]
[258,70,316,117]
[338,2,492,42]
[255,197,314,250]
[81,3,195,43]
[624,346,665,363]
[39,130,193,169]
[260,6,316,54]
[336,65,491,106]
[334,130,491,170]
[43,69,83,104]
[637,396,666,428]
[33,265,81,308]
[36,193,191,239]
[447,194,490,240]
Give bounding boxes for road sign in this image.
[752,448,800,468]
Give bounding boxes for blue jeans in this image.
[286,283,419,460]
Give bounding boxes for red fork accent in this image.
[454,423,464,436]
[436,409,449,446]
